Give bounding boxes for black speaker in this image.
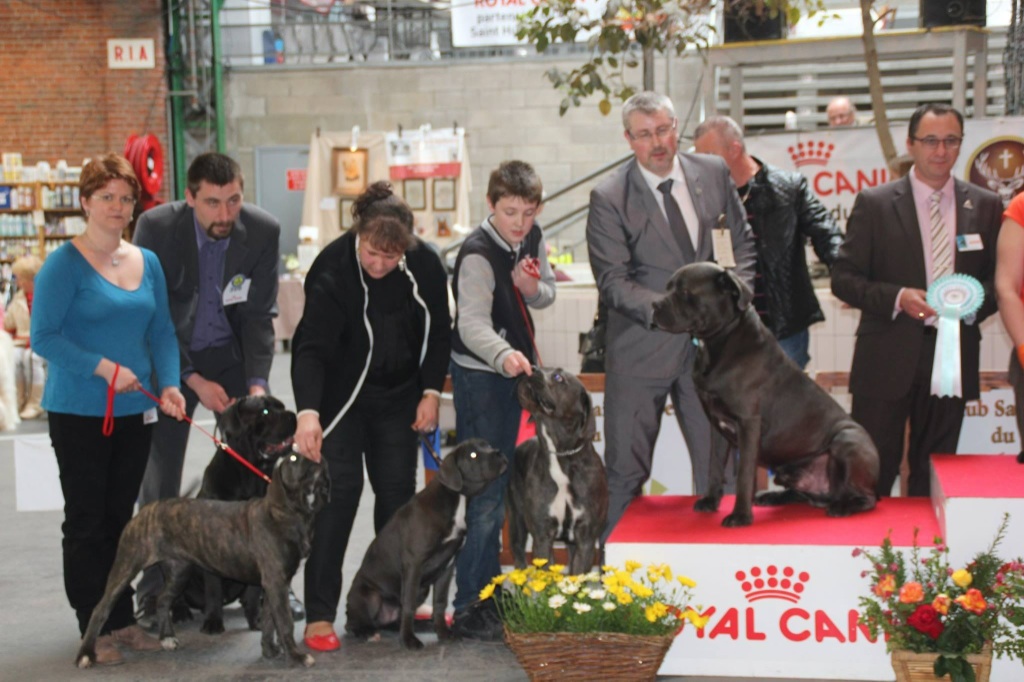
[723,6,787,43]
[920,0,986,28]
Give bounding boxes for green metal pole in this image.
[211,0,226,153]
[168,1,188,199]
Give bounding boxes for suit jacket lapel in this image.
[893,176,928,287]
[953,179,972,271]
[181,208,200,294]
[626,162,684,261]
[679,154,710,259]
[222,218,249,288]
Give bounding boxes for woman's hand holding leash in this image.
[95,358,141,393]
[412,393,439,433]
[159,387,187,421]
[293,412,323,463]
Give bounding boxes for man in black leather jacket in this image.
[694,115,842,368]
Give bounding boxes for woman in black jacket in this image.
[291,182,451,651]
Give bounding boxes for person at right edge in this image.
[832,103,1002,498]
[994,189,1024,463]
[449,160,556,640]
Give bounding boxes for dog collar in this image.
[553,442,586,457]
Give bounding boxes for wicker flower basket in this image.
[891,644,993,682]
[503,628,675,681]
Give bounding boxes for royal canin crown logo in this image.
[736,565,810,603]
[788,141,835,168]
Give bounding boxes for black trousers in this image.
[49,411,153,635]
[303,384,419,624]
[136,343,247,603]
[851,332,965,498]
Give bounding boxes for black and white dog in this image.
[508,368,608,574]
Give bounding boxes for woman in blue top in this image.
[31,154,186,666]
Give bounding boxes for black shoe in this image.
[288,589,305,622]
[452,598,504,642]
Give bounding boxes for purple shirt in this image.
[190,216,235,353]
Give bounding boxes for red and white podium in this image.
[604,454,1024,680]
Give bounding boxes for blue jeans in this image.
[450,362,521,613]
[777,329,810,370]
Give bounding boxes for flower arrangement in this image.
[856,514,1024,682]
[482,559,708,636]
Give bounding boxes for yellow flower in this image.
[491,574,507,585]
[873,574,896,598]
[509,570,528,586]
[932,593,951,615]
[645,602,669,622]
[647,564,672,583]
[479,583,496,601]
[684,608,711,629]
[952,569,973,588]
[549,564,566,574]
[532,558,549,568]
[633,584,654,599]
[528,579,548,593]
[616,591,634,605]
[677,575,696,588]
[625,560,642,573]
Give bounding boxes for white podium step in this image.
[604,455,1024,680]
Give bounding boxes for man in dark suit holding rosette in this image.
[832,103,1002,498]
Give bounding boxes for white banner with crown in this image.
[750,116,1024,230]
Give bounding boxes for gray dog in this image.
[76,454,329,668]
[508,368,608,574]
[651,262,878,527]
[345,439,507,650]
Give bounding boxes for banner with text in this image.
[450,0,605,48]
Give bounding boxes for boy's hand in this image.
[502,351,533,378]
[512,258,541,298]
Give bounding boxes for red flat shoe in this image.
[304,632,341,652]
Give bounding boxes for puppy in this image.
[192,395,297,634]
[76,454,329,668]
[345,439,507,650]
[508,368,608,575]
[652,262,879,527]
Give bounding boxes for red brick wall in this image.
[0,0,170,200]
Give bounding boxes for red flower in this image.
[907,604,945,639]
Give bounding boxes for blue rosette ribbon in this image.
[926,274,984,397]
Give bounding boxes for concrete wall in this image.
[224,54,705,256]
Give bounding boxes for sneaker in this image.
[451,599,504,642]
[111,624,163,652]
[94,635,124,666]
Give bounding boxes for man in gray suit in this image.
[588,92,756,539]
[132,153,283,618]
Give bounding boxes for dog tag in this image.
[143,407,158,425]
[712,216,736,268]
[222,274,251,306]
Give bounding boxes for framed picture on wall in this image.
[432,178,456,212]
[332,148,368,197]
[404,178,426,211]
[339,198,355,230]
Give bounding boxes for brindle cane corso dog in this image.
[508,368,608,574]
[76,454,329,668]
[345,439,507,650]
[191,395,297,634]
[652,262,878,527]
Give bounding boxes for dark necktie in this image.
[658,179,696,261]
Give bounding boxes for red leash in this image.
[104,377,272,485]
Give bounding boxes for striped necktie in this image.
[930,190,952,280]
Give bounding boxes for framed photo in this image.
[339,198,355,230]
[332,148,368,197]
[432,178,456,212]
[404,178,426,211]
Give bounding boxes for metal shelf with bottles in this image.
[1,155,84,260]
[39,180,85,259]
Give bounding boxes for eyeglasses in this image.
[911,136,963,150]
[627,120,678,143]
[92,193,137,206]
